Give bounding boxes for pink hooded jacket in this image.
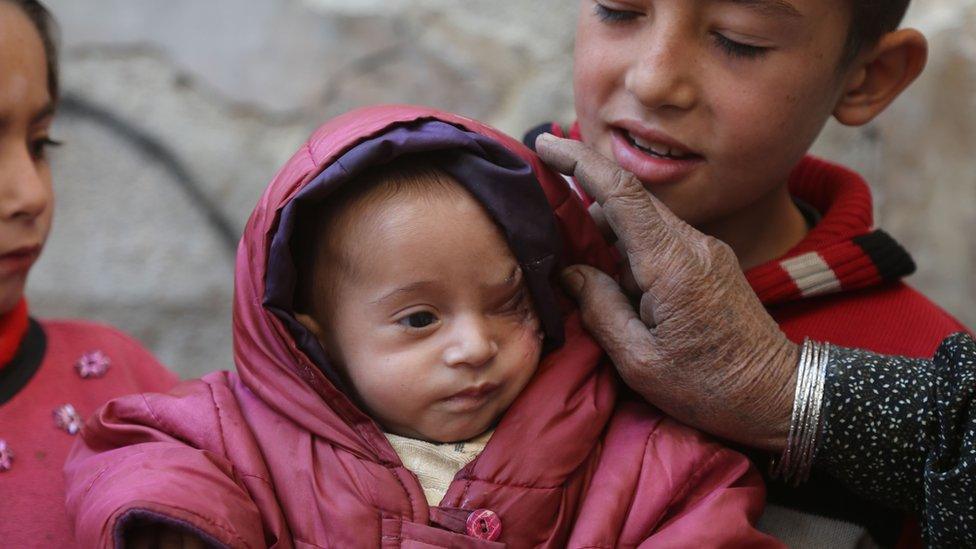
[64,106,779,548]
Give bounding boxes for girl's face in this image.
[300,182,544,443]
[0,2,56,314]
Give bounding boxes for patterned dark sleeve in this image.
[815,333,976,547]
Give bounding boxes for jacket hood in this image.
[233,105,617,459]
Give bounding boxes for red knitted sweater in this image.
[0,310,178,548]
[527,121,969,546]
[749,156,968,356]
[529,121,969,355]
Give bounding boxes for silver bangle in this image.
[769,338,830,485]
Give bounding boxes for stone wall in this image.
[28,0,974,378]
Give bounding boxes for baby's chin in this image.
[390,415,498,444]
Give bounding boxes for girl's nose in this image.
[625,30,698,112]
[443,317,499,369]
[0,147,50,222]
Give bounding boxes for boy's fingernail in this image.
[561,268,584,294]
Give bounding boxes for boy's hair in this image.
[292,155,465,318]
[845,0,911,63]
[4,0,59,102]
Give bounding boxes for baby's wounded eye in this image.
[400,311,438,329]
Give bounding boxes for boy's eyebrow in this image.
[722,0,803,19]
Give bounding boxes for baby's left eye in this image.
[399,311,439,329]
[497,288,529,314]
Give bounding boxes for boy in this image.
[525,1,968,546]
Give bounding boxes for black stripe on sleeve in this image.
[853,230,917,282]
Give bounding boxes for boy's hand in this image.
[536,133,798,451]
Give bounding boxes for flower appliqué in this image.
[54,404,84,435]
[75,350,111,379]
[0,439,13,472]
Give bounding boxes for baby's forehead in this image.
[327,166,473,243]
[311,165,510,275]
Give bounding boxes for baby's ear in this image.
[833,28,928,127]
[295,313,325,342]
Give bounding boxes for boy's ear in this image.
[833,29,928,127]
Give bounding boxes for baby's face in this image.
[307,185,544,443]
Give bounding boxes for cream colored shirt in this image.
[384,430,493,506]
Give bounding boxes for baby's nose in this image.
[443,318,499,369]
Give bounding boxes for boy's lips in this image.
[609,124,704,187]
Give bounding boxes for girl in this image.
[0,2,177,546]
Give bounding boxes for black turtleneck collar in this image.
[0,319,47,405]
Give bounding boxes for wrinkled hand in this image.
[537,134,798,451]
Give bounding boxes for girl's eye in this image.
[712,33,769,60]
[29,136,62,161]
[594,3,642,23]
[399,311,438,329]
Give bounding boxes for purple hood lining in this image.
[263,119,564,391]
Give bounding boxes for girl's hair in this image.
[4,0,59,102]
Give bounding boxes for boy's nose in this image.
[443,317,499,369]
[625,33,698,112]
[0,147,50,222]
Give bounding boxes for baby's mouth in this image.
[438,382,501,413]
[622,130,700,161]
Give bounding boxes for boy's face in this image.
[574,0,852,227]
[307,183,543,443]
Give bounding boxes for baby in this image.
[293,158,544,450]
[66,106,779,548]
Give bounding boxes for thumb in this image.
[561,265,657,380]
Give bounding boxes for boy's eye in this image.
[593,3,642,23]
[712,33,769,60]
[399,311,439,329]
[29,136,62,161]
